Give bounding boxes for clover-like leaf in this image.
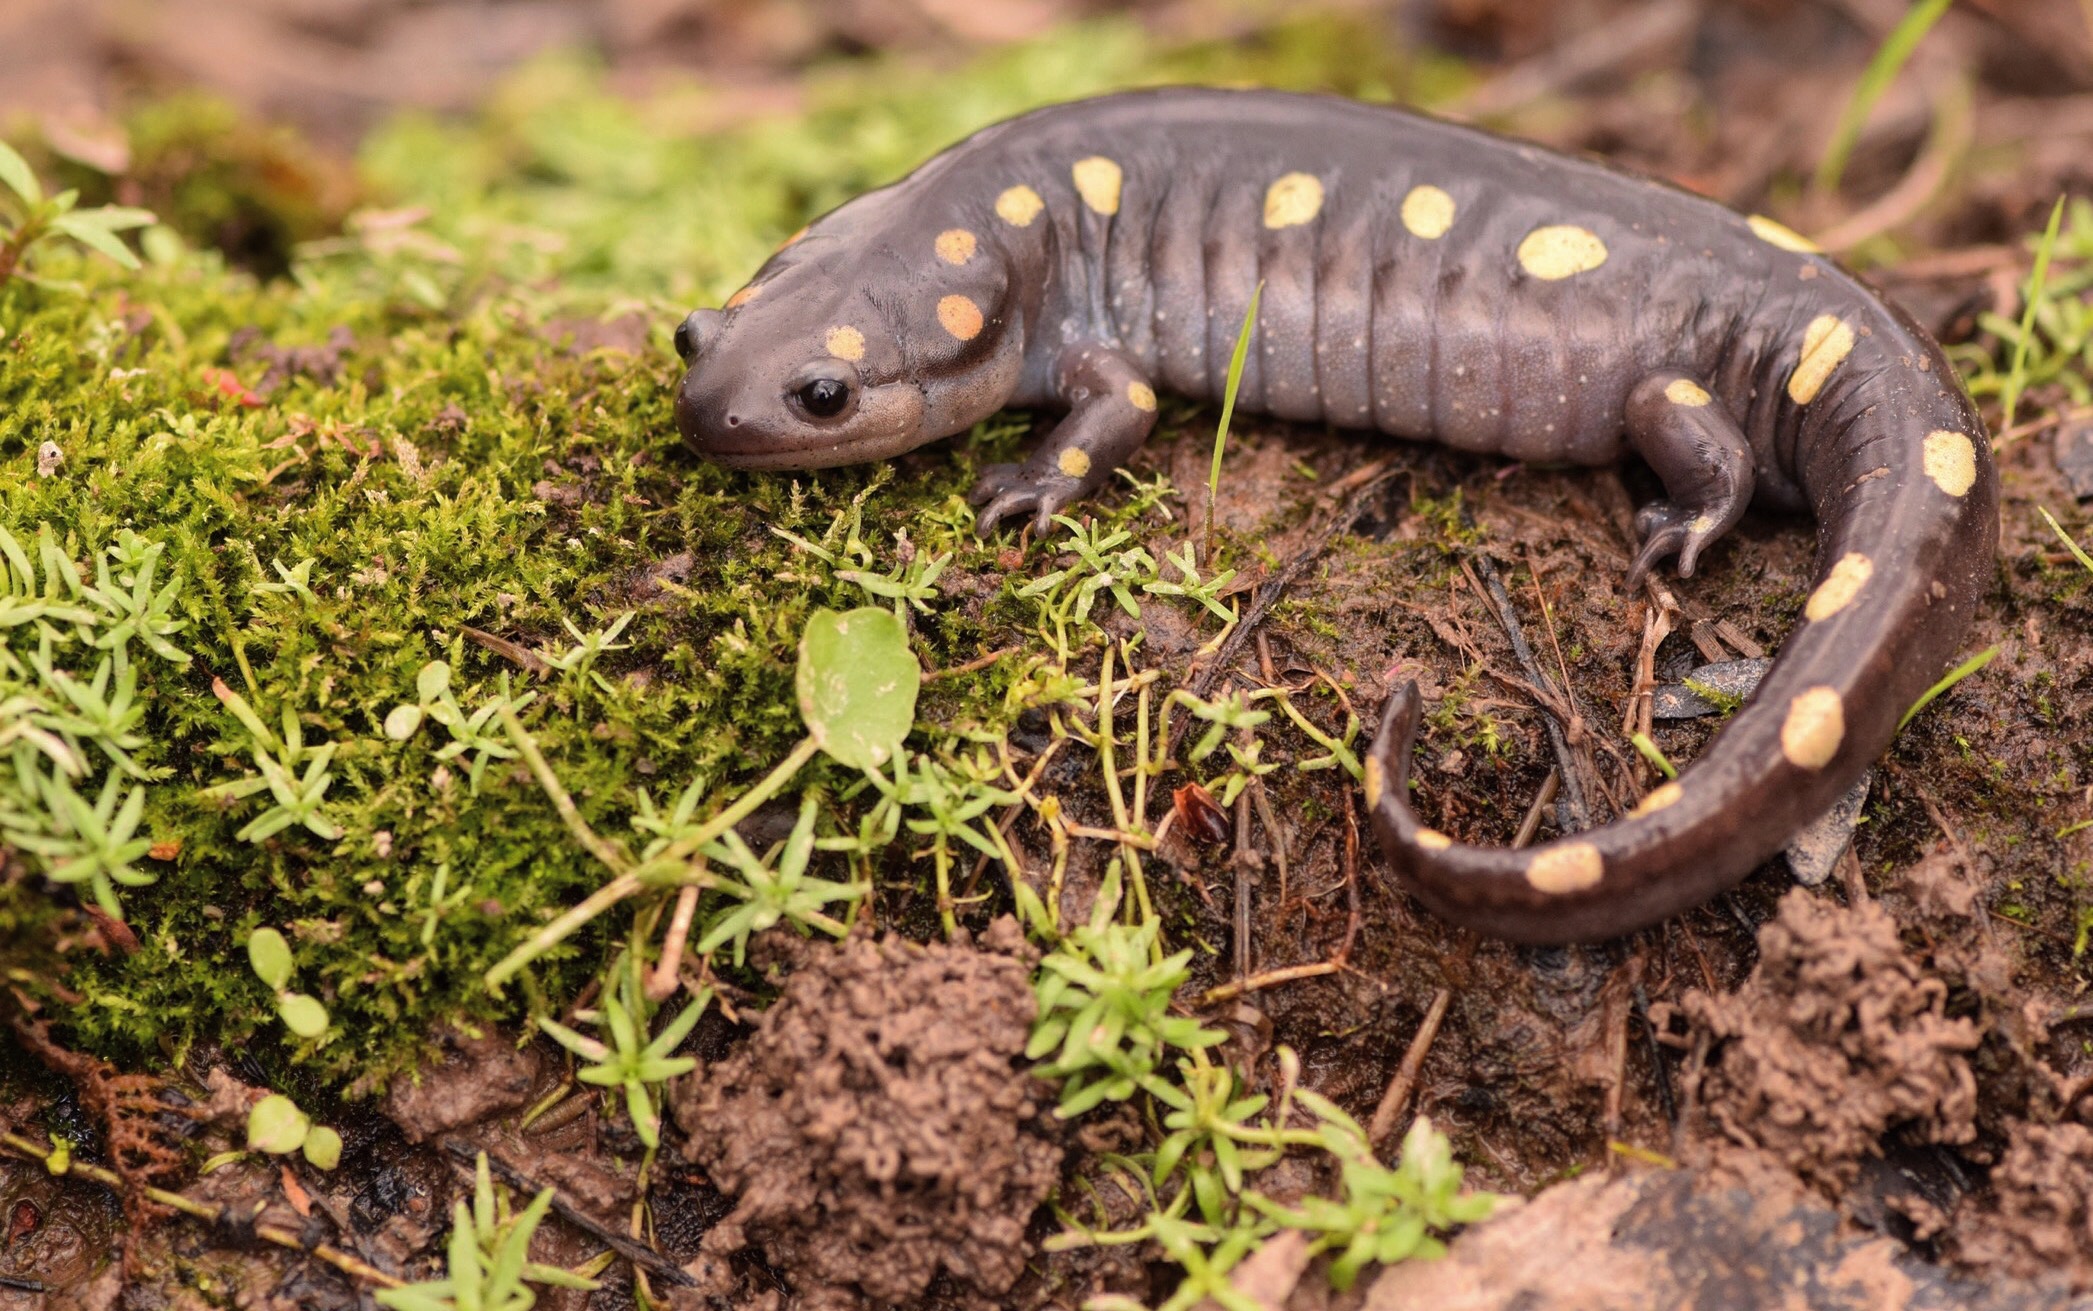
[247,1094,310,1155]
[277,992,330,1038]
[796,607,919,772]
[301,1125,342,1170]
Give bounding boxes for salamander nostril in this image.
[726,414,741,427]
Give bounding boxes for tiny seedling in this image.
[697,792,862,964]
[1898,644,1999,731]
[1813,0,1956,196]
[1206,283,1263,561]
[2003,196,2067,433]
[0,140,156,290]
[247,927,332,1039]
[1629,732,1678,780]
[245,1093,342,1169]
[537,949,709,1149]
[375,1152,600,1311]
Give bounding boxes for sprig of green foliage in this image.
[538,948,708,1149]
[375,1152,601,1311]
[0,140,156,290]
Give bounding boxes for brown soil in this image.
[668,921,1060,1311]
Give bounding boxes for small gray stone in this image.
[1651,657,1772,719]
[1785,769,1872,886]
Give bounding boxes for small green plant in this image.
[5,766,152,918]
[245,1093,342,1170]
[540,611,635,692]
[1205,282,1263,561]
[0,140,155,290]
[247,927,332,1039]
[537,949,708,1150]
[385,663,537,793]
[1899,643,2000,730]
[697,792,861,966]
[1629,732,1677,779]
[1813,0,1956,195]
[375,1152,600,1311]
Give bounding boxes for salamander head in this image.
[673,233,1018,471]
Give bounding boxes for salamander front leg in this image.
[970,343,1158,535]
[1622,371,1756,589]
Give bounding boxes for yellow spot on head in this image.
[1748,214,1821,253]
[825,325,865,362]
[934,228,977,264]
[1631,782,1682,817]
[1363,756,1384,808]
[1071,156,1123,215]
[1416,828,1453,851]
[725,283,762,309]
[1526,842,1603,893]
[1126,381,1157,412]
[1780,686,1845,770]
[1057,447,1091,479]
[1262,172,1324,229]
[995,185,1044,227]
[1518,225,1609,280]
[1401,185,1456,240]
[937,294,984,342]
[1665,378,1711,407]
[1787,315,1855,404]
[1805,552,1874,622]
[1922,430,1977,497]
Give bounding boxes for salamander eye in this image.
[673,318,695,362]
[794,377,852,418]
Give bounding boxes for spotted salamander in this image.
[672,87,1999,944]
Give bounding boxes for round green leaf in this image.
[301,1125,342,1171]
[416,660,451,703]
[247,1094,310,1155]
[382,703,423,740]
[796,607,919,772]
[247,928,293,991]
[277,992,330,1038]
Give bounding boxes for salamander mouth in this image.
[682,426,928,471]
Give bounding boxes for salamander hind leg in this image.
[1622,371,1756,589]
[971,342,1159,535]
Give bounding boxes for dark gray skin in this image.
[673,87,1999,944]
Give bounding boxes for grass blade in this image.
[2002,195,2067,435]
[1898,644,1998,731]
[1205,281,1263,563]
[0,139,41,207]
[1814,0,1955,196]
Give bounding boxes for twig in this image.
[497,703,630,875]
[1368,988,1452,1149]
[0,1131,402,1290]
[1198,961,1341,1006]
[1513,769,1560,849]
[646,884,701,1002]
[1468,552,1589,830]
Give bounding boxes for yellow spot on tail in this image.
[934,228,977,264]
[1787,315,1855,404]
[1127,381,1157,412]
[1517,225,1608,280]
[1057,447,1091,478]
[1363,756,1384,808]
[824,325,865,361]
[1401,185,1456,239]
[1805,553,1874,622]
[1071,157,1123,215]
[1416,829,1453,851]
[1631,782,1682,817]
[1665,378,1711,407]
[937,294,984,342]
[1748,214,1821,253]
[725,283,762,309]
[1263,172,1324,228]
[1780,687,1845,770]
[995,185,1045,227]
[1922,430,1978,497]
[1527,842,1603,893]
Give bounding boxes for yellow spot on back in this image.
[1527,842,1603,893]
[1364,756,1384,808]
[1126,381,1157,412]
[995,185,1044,227]
[825,325,865,362]
[937,294,984,342]
[1401,185,1456,239]
[1787,315,1855,404]
[725,283,762,309]
[1922,430,1978,497]
[1071,156,1123,215]
[1631,782,1682,817]
[1665,378,1711,407]
[1262,172,1324,228]
[934,228,977,264]
[1416,829,1453,851]
[1057,447,1091,479]
[1518,226,1608,280]
[1780,687,1845,770]
[1805,553,1874,622]
[1748,214,1820,253]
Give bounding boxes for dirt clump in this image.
[381,1025,542,1143]
[1950,1120,2093,1292]
[669,919,1061,1311]
[1676,888,1981,1189]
